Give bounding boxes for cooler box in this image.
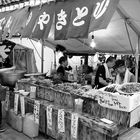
[23,113,39,138]
[8,109,23,132]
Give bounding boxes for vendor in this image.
[115,59,135,84]
[56,56,72,83]
[94,56,116,89]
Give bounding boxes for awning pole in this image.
[135,37,140,82]
[41,40,44,73]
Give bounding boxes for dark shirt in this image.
[57,65,65,76]
[95,65,106,89]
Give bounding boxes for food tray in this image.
[116,83,140,94]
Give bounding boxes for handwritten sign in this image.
[34,100,40,124]
[97,90,140,112]
[71,113,79,139]
[14,94,19,115]
[30,86,36,93]
[46,105,53,130]
[20,96,25,117]
[58,109,65,133]
[5,89,10,111]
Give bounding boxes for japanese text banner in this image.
[67,0,96,38]
[31,2,55,40]
[54,1,72,40]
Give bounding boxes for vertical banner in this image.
[21,6,40,38]
[5,88,10,111]
[71,113,79,139]
[58,109,65,133]
[14,93,19,115]
[20,96,25,117]
[89,0,120,32]
[67,0,96,38]
[34,100,40,124]
[54,1,72,40]
[46,105,53,130]
[30,86,36,99]
[31,2,55,40]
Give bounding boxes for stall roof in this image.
[44,0,140,55]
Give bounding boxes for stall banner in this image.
[0,11,10,40]
[14,93,19,115]
[54,1,72,40]
[5,88,10,111]
[71,113,79,139]
[89,0,120,32]
[34,100,40,124]
[8,6,30,38]
[2,10,16,40]
[31,2,55,40]
[20,95,25,117]
[67,0,96,38]
[58,109,65,133]
[0,40,16,60]
[46,105,53,130]
[21,6,40,38]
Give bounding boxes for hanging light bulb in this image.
[90,34,96,48]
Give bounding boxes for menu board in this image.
[58,109,65,133]
[20,96,25,117]
[46,105,53,130]
[34,100,40,124]
[14,94,19,115]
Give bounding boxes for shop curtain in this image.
[21,6,40,38]
[31,2,55,40]
[89,0,120,32]
[54,1,73,40]
[66,0,96,38]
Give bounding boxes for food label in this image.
[5,90,10,111]
[20,96,25,117]
[58,109,65,133]
[46,105,53,130]
[14,94,19,115]
[34,100,40,124]
[71,113,79,139]
[30,86,36,93]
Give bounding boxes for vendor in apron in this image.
[115,59,135,84]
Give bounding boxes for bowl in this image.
[0,70,25,87]
[21,92,30,96]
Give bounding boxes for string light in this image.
[90,34,96,48]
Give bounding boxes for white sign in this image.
[97,90,140,112]
[58,109,65,133]
[20,96,25,117]
[71,113,79,139]
[56,9,67,30]
[14,94,19,115]
[34,100,40,124]
[5,90,10,111]
[46,105,53,130]
[93,0,110,19]
[30,86,36,93]
[73,7,88,26]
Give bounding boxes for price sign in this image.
[71,113,79,139]
[58,109,65,133]
[30,86,36,93]
[46,105,53,130]
[14,94,19,115]
[34,100,40,124]
[5,90,10,111]
[20,96,25,117]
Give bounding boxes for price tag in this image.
[46,105,53,130]
[20,96,25,117]
[30,86,36,93]
[71,113,79,139]
[5,90,10,111]
[34,100,40,124]
[58,109,65,133]
[14,94,19,115]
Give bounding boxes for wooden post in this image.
[41,40,44,73]
[54,51,57,70]
[135,37,140,82]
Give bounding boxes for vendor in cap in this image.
[115,59,135,84]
